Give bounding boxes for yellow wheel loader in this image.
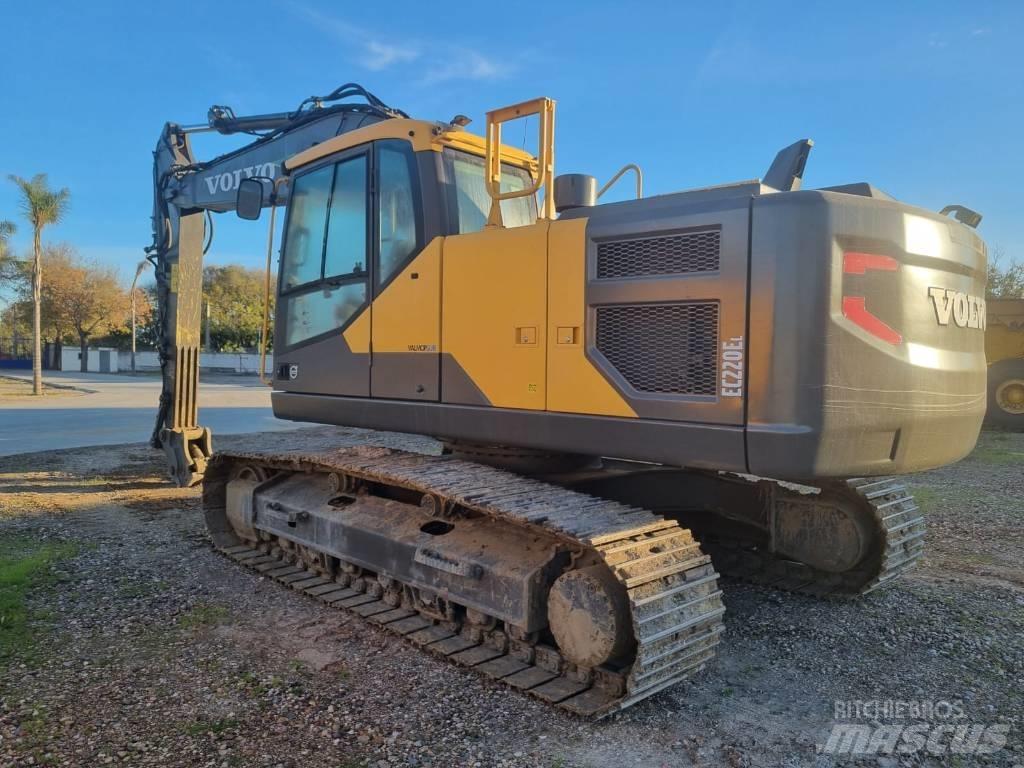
[985,299,1024,428]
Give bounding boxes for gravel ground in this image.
[0,427,1021,767]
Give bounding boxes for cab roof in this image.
[285,118,537,172]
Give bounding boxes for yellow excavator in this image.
[148,84,988,716]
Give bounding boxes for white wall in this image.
[117,350,274,375]
[61,347,119,373]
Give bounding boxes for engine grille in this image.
[596,229,720,279]
[596,303,719,395]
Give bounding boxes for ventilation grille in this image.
[596,303,719,395]
[596,229,720,279]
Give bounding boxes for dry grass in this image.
[0,376,80,399]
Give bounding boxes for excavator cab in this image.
[239,110,541,406]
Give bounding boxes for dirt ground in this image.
[0,427,1021,767]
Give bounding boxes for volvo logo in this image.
[928,287,986,330]
[203,162,279,196]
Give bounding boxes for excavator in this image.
[148,83,988,716]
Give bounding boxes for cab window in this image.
[281,165,333,290]
[377,142,419,284]
[444,148,536,234]
[324,159,368,278]
[283,282,366,348]
[280,153,369,348]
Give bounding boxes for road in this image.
[0,370,301,456]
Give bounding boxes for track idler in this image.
[548,564,634,668]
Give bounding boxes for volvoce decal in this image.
[203,162,279,196]
[928,288,986,330]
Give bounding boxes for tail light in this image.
[842,251,902,345]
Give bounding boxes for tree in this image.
[8,174,70,394]
[202,265,276,352]
[0,301,30,359]
[2,246,138,366]
[5,244,76,346]
[0,220,15,278]
[97,282,152,351]
[987,248,1024,300]
[136,284,162,350]
[32,244,76,345]
[60,260,131,371]
[9,245,132,370]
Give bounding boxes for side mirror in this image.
[236,178,264,220]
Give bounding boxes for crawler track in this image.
[203,446,726,717]
[704,477,925,597]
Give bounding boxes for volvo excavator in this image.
[148,84,988,716]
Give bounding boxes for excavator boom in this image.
[149,84,403,485]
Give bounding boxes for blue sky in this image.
[1,0,1021,290]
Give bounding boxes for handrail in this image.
[598,163,643,200]
[258,177,289,386]
[484,97,556,227]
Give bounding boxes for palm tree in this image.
[8,175,70,395]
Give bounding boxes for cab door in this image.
[369,140,440,400]
[273,148,372,396]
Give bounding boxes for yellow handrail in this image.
[484,97,556,227]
